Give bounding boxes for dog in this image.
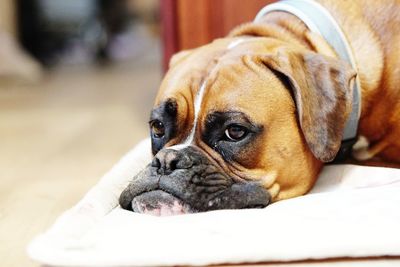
[119,0,400,216]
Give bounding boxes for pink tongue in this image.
[131,190,190,216]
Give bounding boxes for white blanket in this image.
[28,138,400,266]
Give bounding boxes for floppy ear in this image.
[260,49,356,162]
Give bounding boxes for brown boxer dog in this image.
[119,0,400,215]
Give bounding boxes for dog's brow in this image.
[171,38,255,151]
[169,38,258,150]
[150,106,163,121]
[150,99,177,120]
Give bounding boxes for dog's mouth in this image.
[119,146,272,216]
[131,190,194,216]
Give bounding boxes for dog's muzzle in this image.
[119,146,271,216]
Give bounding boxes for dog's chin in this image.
[131,190,193,216]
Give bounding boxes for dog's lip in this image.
[131,189,194,216]
[133,188,177,201]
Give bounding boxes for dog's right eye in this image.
[150,120,165,138]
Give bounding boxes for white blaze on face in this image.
[227,38,248,49]
[169,38,250,151]
[169,80,207,151]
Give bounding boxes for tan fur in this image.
[154,0,400,202]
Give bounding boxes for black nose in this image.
[152,148,193,175]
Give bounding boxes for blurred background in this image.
[0,0,272,266]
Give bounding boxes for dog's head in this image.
[120,27,355,215]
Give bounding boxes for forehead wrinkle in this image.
[189,52,250,136]
[161,38,256,106]
[202,60,247,100]
[199,57,282,132]
[165,38,262,147]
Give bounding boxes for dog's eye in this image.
[224,125,248,141]
[150,120,165,138]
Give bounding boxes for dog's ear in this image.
[259,49,356,162]
[169,49,194,69]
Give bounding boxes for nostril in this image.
[151,157,161,169]
[168,158,179,172]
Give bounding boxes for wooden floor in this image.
[0,51,160,266]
